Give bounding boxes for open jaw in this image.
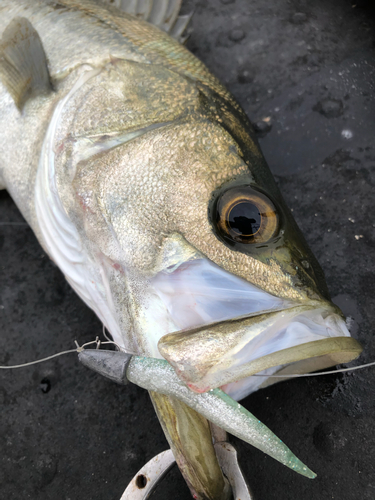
[78,255,362,479]
[151,258,362,401]
[80,255,362,480]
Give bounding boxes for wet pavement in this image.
[1,1,375,499]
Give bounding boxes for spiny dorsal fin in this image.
[0,17,52,110]
[102,0,193,43]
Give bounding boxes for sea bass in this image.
[0,1,362,499]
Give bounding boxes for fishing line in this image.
[102,324,114,343]
[0,338,123,369]
[252,361,375,377]
[0,338,374,376]
[0,348,78,369]
[100,326,138,355]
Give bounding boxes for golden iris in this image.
[216,186,279,243]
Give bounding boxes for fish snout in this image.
[158,306,362,400]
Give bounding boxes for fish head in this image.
[49,60,362,400]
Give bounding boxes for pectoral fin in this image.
[0,17,52,110]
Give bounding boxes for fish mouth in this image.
[151,258,362,400]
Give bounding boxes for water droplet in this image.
[341,129,353,139]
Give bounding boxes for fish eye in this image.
[215,186,279,244]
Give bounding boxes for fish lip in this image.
[157,302,361,398]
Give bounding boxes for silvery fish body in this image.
[0,1,362,499]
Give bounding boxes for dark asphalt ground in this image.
[1,1,375,499]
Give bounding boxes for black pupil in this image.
[228,202,261,236]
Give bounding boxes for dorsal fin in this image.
[101,0,193,43]
[0,17,52,110]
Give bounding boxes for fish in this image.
[0,1,364,499]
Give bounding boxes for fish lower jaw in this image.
[158,305,362,401]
